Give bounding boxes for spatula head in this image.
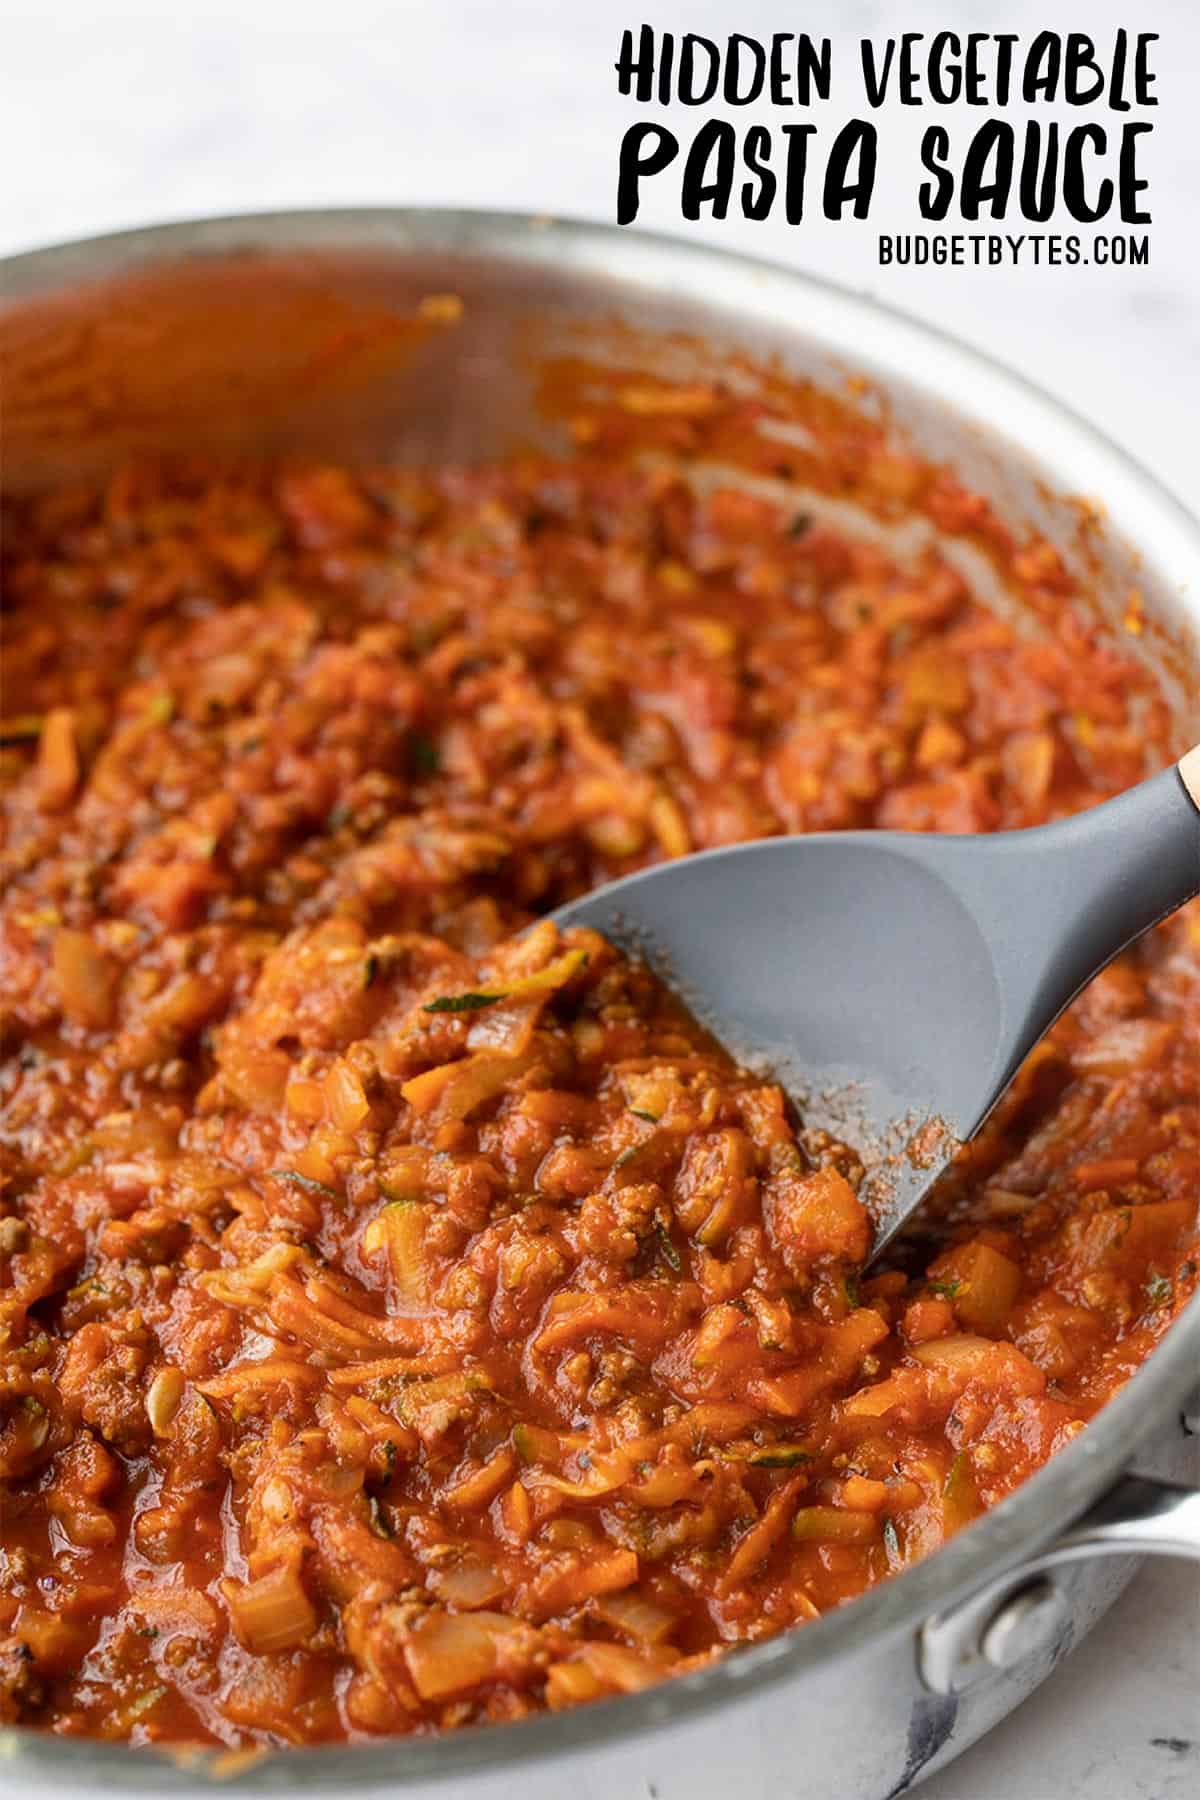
[553,765,1200,1257]
[553,833,1006,1256]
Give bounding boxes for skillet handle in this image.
[919,1472,1200,1695]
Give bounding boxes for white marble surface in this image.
[2,3,1198,1796]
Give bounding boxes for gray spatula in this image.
[553,748,1200,1262]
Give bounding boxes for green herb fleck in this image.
[843,1273,862,1310]
[410,733,441,775]
[1145,1272,1173,1306]
[67,1276,103,1301]
[655,1223,682,1272]
[612,1146,640,1172]
[748,1446,814,1468]
[943,1450,971,1499]
[268,1169,339,1199]
[378,1184,421,1208]
[0,714,44,744]
[929,1279,962,1300]
[629,1108,660,1124]
[423,990,504,1014]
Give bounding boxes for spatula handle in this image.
[994,746,1200,1072]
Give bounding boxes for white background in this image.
[2,3,1197,1797]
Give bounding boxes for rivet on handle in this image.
[919,1474,1200,1695]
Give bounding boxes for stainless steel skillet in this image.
[1,209,1198,1799]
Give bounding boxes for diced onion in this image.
[223,1564,316,1653]
[324,1059,370,1132]
[145,1367,185,1438]
[403,1610,533,1702]
[591,1589,676,1646]
[362,1200,429,1305]
[52,929,117,1029]
[430,1561,509,1610]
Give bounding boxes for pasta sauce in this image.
[1,402,1197,1747]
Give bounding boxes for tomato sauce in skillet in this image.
[1,399,1197,1746]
